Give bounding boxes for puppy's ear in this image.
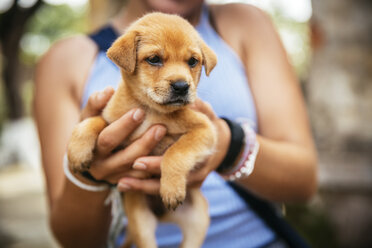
[200,40,217,76]
[107,31,138,73]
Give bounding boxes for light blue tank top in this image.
[82,6,275,248]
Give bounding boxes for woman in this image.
[34,0,317,247]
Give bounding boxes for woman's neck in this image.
[111,0,203,34]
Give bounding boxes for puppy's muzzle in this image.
[171,81,189,97]
[164,81,190,106]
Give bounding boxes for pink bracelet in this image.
[222,121,260,181]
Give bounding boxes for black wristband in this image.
[217,118,245,173]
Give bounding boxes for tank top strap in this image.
[89,25,119,52]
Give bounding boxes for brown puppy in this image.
[67,13,217,248]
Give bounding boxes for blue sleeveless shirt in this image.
[83,7,275,248]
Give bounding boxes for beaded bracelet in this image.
[220,120,260,181]
[63,155,110,192]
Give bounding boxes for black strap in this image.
[217,118,245,173]
[89,26,119,52]
[228,182,310,248]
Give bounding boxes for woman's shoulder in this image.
[210,3,276,57]
[38,35,97,76]
[210,3,272,29]
[36,35,98,99]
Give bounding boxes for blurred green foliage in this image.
[0,2,88,127]
[21,2,88,64]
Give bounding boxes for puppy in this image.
[67,13,217,248]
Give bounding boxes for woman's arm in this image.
[214,4,317,202]
[34,36,112,247]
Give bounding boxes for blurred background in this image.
[0,0,371,247]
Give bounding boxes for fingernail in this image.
[133,162,147,170]
[155,127,166,141]
[133,109,145,122]
[118,182,131,191]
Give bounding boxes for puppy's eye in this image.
[188,57,199,68]
[146,56,162,66]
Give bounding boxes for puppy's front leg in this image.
[67,116,107,172]
[160,113,216,210]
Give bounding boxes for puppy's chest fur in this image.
[128,113,185,155]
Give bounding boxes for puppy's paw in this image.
[67,144,94,173]
[67,123,98,172]
[160,180,186,211]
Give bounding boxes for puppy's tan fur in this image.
[67,13,217,248]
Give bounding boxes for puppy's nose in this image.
[171,81,189,96]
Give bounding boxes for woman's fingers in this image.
[116,161,207,195]
[100,125,166,171]
[80,86,114,120]
[104,170,151,185]
[95,108,146,156]
[89,125,166,180]
[118,156,208,195]
[118,177,160,195]
[132,156,162,175]
[106,156,162,191]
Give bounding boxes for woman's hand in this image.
[79,87,167,185]
[117,99,231,194]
